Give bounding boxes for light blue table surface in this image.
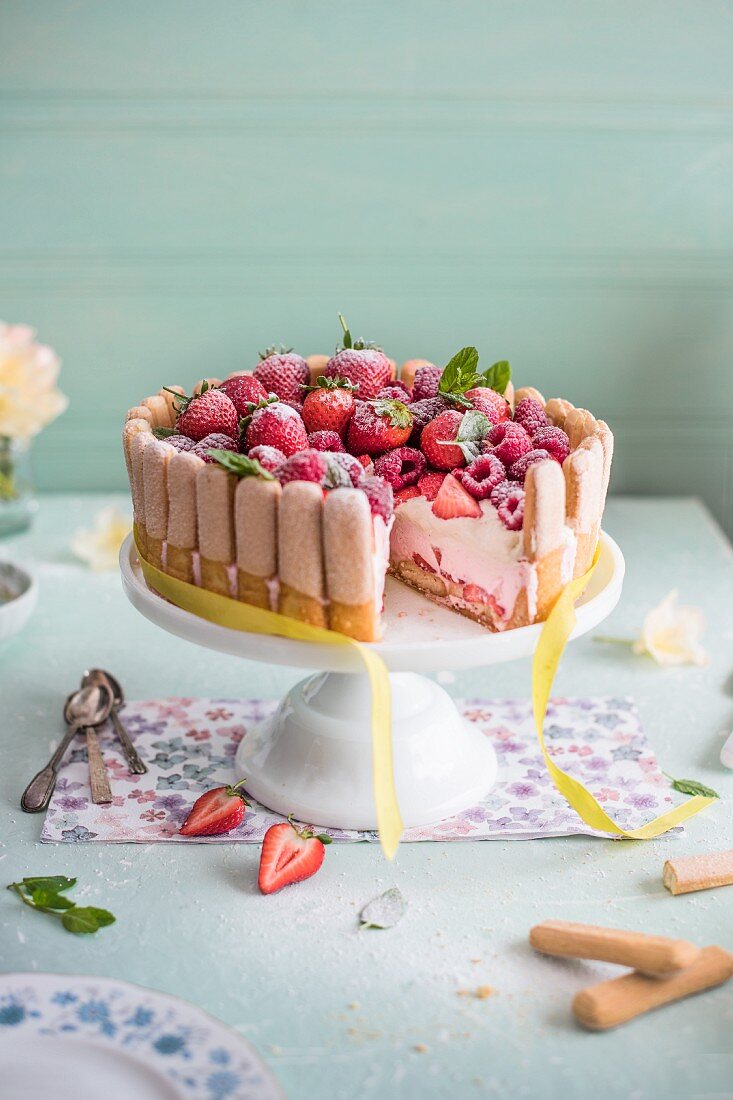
[0,493,731,1100]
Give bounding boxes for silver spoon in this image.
[82,668,147,775]
[21,683,114,813]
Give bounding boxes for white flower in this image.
[632,590,708,666]
[71,507,132,572]
[0,321,68,442]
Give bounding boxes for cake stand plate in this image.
[120,533,624,830]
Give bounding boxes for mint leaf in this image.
[457,410,491,443]
[61,907,116,935]
[26,889,75,911]
[439,347,480,397]
[207,450,275,480]
[21,876,76,894]
[359,887,406,930]
[152,426,176,439]
[475,360,511,395]
[667,776,719,799]
[455,441,482,464]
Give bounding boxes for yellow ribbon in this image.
[133,530,403,859]
[533,545,717,837]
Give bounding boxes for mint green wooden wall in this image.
[2,1,732,534]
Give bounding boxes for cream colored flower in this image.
[632,590,708,666]
[71,507,132,572]
[0,321,68,442]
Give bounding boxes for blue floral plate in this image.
[0,973,283,1100]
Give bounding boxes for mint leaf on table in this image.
[474,359,511,395]
[359,887,406,930]
[666,776,720,799]
[7,876,116,935]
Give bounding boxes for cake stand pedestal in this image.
[120,533,624,830]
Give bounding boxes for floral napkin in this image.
[40,696,680,844]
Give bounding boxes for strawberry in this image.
[258,816,331,895]
[346,399,413,456]
[179,779,249,836]
[174,383,239,442]
[419,409,466,470]
[253,346,309,406]
[417,470,446,501]
[395,484,421,505]
[218,374,268,416]
[323,315,391,398]
[431,472,482,519]
[301,376,356,438]
[244,398,309,457]
[464,387,510,424]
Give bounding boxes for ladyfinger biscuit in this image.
[306,355,330,386]
[593,419,614,506]
[234,476,282,610]
[125,405,154,425]
[159,385,185,425]
[399,359,433,390]
[122,417,152,485]
[576,434,606,555]
[544,398,573,430]
[515,386,546,407]
[129,428,155,557]
[324,488,378,642]
[529,920,700,978]
[278,481,327,628]
[196,464,236,596]
[142,439,174,569]
[167,451,204,583]
[565,407,598,451]
[504,380,515,412]
[564,441,603,575]
[663,849,733,896]
[141,394,170,428]
[523,459,568,621]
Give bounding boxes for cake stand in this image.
[120,533,624,830]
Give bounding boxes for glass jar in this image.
[0,436,38,537]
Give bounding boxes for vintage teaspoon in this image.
[82,668,147,775]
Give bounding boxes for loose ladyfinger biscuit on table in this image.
[128,427,156,559]
[306,355,330,386]
[515,386,546,407]
[166,451,204,583]
[141,394,171,429]
[142,440,175,569]
[196,464,236,596]
[278,481,328,629]
[565,407,598,451]
[544,398,574,431]
[564,439,604,576]
[323,488,379,642]
[159,385,185,426]
[522,459,568,621]
[234,476,282,610]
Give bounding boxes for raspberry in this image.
[417,470,446,501]
[412,364,443,401]
[395,485,421,506]
[486,421,532,468]
[532,425,570,464]
[496,486,525,531]
[308,430,345,452]
[489,479,522,508]
[360,476,394,522]
[419,409,466,470]
[193,433,239,462]
[459,453,505,500]
[376,382,412,401]
[329,451,365,487]
[373,446,426,490]
[513,397,548,437]
[276,450,328,486]
[166,434,197,453]
[247,444,286,472]
[218,374,268,416]
[407,396,449,444]
[508,448,552,484]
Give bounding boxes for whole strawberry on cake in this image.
[123,318,613,642]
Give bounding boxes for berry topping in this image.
[486,420,532,467]
[376,383,412,401]
[407,396,449,444]
[417,470,447,501]
[218,374,268,416]
[323,315,391,398]
[360,476,394,522]
[513,397,548,437]
[532,425,570,464]
[496,486,525,531]
[258,816,331,895]
[179,779,249,837]
[275,449,329,486]
[244,399,309,457]
[165,434,197,453]
[508,448,552,484]
[346,399,413,456]
[329,451,366,487]
[175,384,239,442]
[489,478,522,507]
[253,347,309,406]
[247,444,286,472]
[301,375,356,438]
[394,485,421,505]
[193,432,239,462]
[373,446,426,490]
[419,409,466,470]
[464,386,510,424]
[308,430,345,452]
[431,472,482,519]
[411,364,443,401]
[459,453,506,499]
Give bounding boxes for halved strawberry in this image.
[179,779,249,836]
[431,473,482,519]
[258,817,332,894]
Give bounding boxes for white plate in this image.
[0,559,37,644]
[0,973,283,1100]
[120,531,624,673]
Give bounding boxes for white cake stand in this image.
[120,533,624,830]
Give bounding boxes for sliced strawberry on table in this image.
[258,817,332,895]
[179,779,249,836]
[431,472,482,519]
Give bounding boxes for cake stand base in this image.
[235,671,497,830]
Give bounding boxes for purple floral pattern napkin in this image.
[40,696,679,844]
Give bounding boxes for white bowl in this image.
[0,559,38,644]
